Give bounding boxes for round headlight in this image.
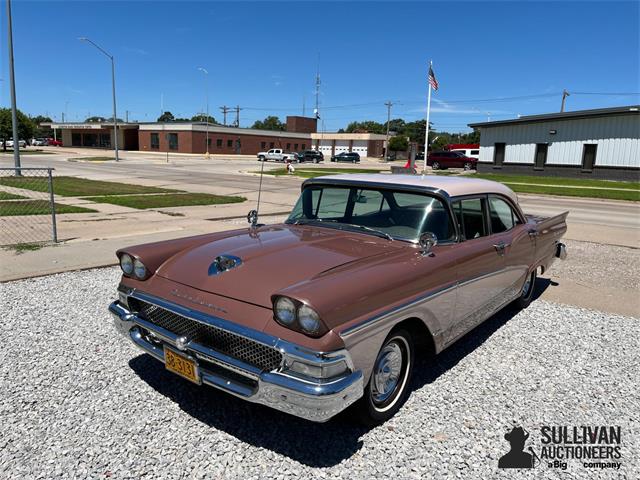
[133,258,147,279]
[298,305,321,334]
[120,254,134,275]
[275,297,296,325]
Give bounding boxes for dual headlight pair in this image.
[119,253,148,280]
[273,296,324,337]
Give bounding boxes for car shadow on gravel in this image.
[128,279,551,468]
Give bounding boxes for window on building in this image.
[227,139,233,148]
[72,133,81,147]
[168,133,178,150]
[99,133,111,148]
[269,142,275,148]
[261,142,266,149]
[150,133,159,149]
[207,138,212,147]
[216,139,222,147]
[302,144,306,150]
[286,143,291,150]
[294,143,298,150]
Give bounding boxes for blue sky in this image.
[1,1,638,131]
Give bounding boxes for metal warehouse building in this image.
[469,106,639,181]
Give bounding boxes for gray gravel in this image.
[1,268,638,479]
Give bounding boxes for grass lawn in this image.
[475,173,640,190]
[258,167,384,178]
[0,191,26,200]
[71,156,116,162]
[499,183,640,201]
[0,176,178,196]
[85,193,246,209]
[0,150,53,155]
[0,200,98,216]
[1,242,49,254]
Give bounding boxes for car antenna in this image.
[248,155,265,228]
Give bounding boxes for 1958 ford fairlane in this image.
[109,174,567,424]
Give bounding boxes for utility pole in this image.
[560,89,570,112]
[234,105,242,127]
[6,0,21,175]
[384,101,393,160]
[61,112,65,123]
[302,96,306,117]
[125,110,129,123]
[220,105,230,126]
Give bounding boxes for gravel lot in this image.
[1,268,638,479]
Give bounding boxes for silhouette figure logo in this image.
[498,426,534,469]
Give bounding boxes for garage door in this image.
[334,140,350,154]
[318,140,333,156]
[351,140,368,157]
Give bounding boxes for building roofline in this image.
[468,105,640,128]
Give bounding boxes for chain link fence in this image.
[0,167,57,246]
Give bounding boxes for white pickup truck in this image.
[256,149,297,162]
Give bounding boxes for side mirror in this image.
[419,232,438,256]
[247,209,258,226]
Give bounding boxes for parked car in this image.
[3,139,27,148]
[109,174,567,424]
[296,150,324,163]
[427,151,477,170]
[31,138,48,146]
[331,152,360,163]
[256,148,297,162]
[46,138,63,147]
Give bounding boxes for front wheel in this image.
[355,329,414,425]
[258,156,265,162]
[463,162,473,171]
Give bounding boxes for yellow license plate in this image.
[165,348,200,384]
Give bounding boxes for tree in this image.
[388,135,408,152]
[30,115,53,138]
[85,116,107,123]
[157,111,175,122]
[191,114,218,124]
[0,108,35,148]
[252,116,285,131]
[386,118,406,135]
[345,120,385,134]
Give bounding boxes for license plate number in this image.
[165,348,200,384]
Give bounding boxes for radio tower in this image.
[314,56,320,119]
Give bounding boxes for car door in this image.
[486,195,534,300]
[447,196,507,345]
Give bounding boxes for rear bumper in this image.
[109,300,363,423]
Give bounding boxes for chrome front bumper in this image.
[109,299,363,423]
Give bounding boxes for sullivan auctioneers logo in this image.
[498,424,623,470]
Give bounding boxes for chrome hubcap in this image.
[371,342,403,404]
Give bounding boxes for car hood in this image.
[156,224,400,308]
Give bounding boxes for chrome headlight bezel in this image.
[271,295,326,338]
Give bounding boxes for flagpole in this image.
[424,60,433,172]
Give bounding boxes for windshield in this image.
[286,185,455,242]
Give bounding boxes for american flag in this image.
[428,65,439,91]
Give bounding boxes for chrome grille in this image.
[132,299,283,372]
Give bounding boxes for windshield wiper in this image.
[288,218,393,241]
[326,221,393,241]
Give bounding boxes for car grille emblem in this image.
[175,335,189,351]
[208,254,242,276]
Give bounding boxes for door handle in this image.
[528,230,539,237]
[493,241,510,255]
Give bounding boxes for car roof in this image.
[303,173,519,203]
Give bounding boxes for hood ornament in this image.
[208,254,242,276]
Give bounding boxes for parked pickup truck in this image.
[257,149,297,162]
[109,174,567,425]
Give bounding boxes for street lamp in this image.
[79,37,119,161]
[197,67,210,159]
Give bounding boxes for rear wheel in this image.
[356,329,414,425]
[513,269,536,309]
[431,160,440,170]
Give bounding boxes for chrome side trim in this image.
[339,282,457,338]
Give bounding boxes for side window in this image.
[454,198,487,240]
[352,189,388,217]
[488,197,516,234]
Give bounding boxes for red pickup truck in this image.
[427,151,477,170]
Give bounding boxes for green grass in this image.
[85,193,246,209]
[0,200,98,216]
[0,150,53,155]
[1,241,48,254]
[0,176,178,197]
[71,156,116,162]
[501,183,640,201]
[0,191,26,200]
[259,167,384,178]
[475,173,640,190]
